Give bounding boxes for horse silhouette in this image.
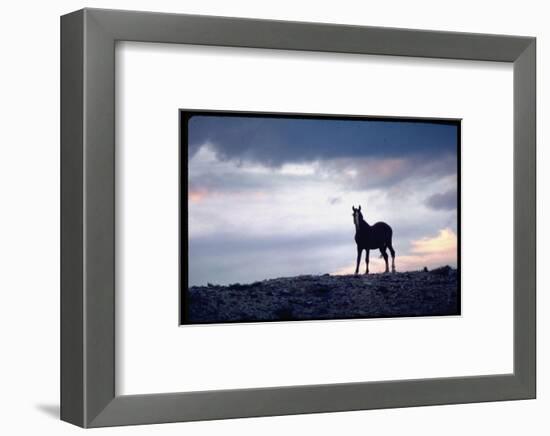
[352,205,396,274]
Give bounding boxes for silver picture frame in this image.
[61,8,536,428]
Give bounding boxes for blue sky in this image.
[187,114,458,286]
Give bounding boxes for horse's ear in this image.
[358,205,361,211]
[352,206,356,212]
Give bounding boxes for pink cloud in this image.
[189,189,209,203]
[410,228,457,255]
[188,189,267,204]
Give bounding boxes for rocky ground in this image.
[184,266,459,324]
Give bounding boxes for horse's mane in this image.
[358,214,369,229]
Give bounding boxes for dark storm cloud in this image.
[425,188,458,211]
[187,115,459,167]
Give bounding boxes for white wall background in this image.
[0,0,545,434]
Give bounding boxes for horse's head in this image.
[352,205,363,228]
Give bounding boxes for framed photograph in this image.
[61,8,536,428]
[181,110,461,325]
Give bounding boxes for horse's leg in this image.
[355,246,362,275]
[380,247,389,273]
[388,243,396,273]
[364,248,370,275]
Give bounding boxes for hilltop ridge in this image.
[184,266,459,324]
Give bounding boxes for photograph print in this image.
[181,111,460,324]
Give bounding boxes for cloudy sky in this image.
[186,114,459,286]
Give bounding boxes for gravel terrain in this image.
[184,266,459,324]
